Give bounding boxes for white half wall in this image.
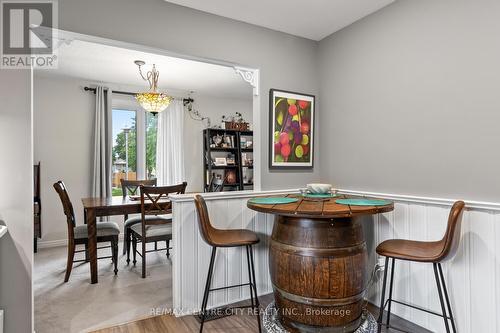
[171,190,295,314]
[363,192,500,333]
[172,189,500,333]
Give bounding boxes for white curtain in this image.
[92,86,113,198]
[156,99,185,185]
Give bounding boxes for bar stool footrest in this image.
[388,299,452,320]
[195,307,233,323]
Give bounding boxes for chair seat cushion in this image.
[376,239,444,262]
[124,215,172,228]
[210,229,260,247]
[74,222,120,239]
[130,223,172,238]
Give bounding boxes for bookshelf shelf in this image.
[203,128,254,192]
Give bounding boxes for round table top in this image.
[247,194,394,219]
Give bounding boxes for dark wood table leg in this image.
[86,208,98,284]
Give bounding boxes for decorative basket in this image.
[224,121,249,131]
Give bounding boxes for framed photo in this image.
[269,89,315,169]
[214,157,227,166]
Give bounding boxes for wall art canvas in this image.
[269,89,315,168]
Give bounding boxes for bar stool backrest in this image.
[53,181,76,241]
[194,195,218,246]
[438,200,465,262]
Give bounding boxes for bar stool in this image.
[376,201,465,333]
[194,195,262,333]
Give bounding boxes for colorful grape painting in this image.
[273,96,312,164]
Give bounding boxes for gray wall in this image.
[318,0,500,202]
[0,70,33,332]
[182,94,253,192]
[59,0,322,190]
[33,75,94,245]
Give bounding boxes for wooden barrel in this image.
[269,215,368,333]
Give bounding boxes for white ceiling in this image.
[36,40,252,99]
[164,0,394,41]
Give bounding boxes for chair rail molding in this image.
[171,188,500,333]
[234,66,259,96]
[338,188,500,211]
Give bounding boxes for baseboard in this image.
[37,239,67,249]
[37,234,125,249]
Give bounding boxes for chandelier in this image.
[134,60,172,115]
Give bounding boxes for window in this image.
[111,99,159,196]
[146,112,158,180]
[112,109,137,197]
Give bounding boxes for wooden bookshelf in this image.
[203,128,254,192]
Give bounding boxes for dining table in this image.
[247,193,394,333]
[81,196,171,284]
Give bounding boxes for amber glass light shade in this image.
[135,92,172,115]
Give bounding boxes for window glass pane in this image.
[146,112,158,180]
[112,109,137,196]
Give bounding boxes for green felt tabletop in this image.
[335,198,392,206]
[248,197,299,205]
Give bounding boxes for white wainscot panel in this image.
[172,189,500,333]
[171,191,288,316]
[364,195,500,333]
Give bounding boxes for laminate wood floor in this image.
[92,294,432,333]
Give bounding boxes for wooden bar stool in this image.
[376,201,465,333]
[194,195,262,333]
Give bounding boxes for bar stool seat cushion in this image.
[131,223,172,238]
[210,229,259,247]
[376,239,443,263]
[74,222,120,239]
[124,215,171,229]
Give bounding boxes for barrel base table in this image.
[247,195,393,333]
[263,301,378,333]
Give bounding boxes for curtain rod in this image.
[83,86,194,104]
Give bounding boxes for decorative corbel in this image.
[234,66,259,96]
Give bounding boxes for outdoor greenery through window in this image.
[112,109,137,197]
[111,108,159,197]
[146,112,158,180]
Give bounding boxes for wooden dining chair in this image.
[130,182,187,278]
[194,195,261,333]
[53,181,120,282]
[207,176,224,192]
[376,201,465,333]
[120,179,157,255]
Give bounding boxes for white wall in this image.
[0,70,33,333]
[58,0,321,190]
[318,0,500,202]
[34,74,252,243]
